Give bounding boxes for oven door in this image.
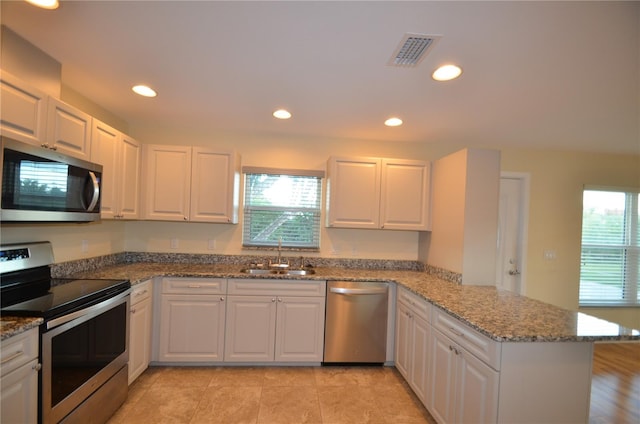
[41,291,129,424]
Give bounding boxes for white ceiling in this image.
[2,1,639,154]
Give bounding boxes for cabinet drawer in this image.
[397,286,431,322]
[131,280,152,305]
[1,328,39,377]
[432,307,501,370]
[227,279,326,297]
[162,278,226,294]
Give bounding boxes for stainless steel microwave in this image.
[1,137,102,222]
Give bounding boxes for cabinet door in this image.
[46,97,92,160]
[129,295,152,384]
[455,348,499,424]
[159,294,226,362]
[409,313,430,405]
[326,156,381,228]
[190,147,239,223]
[429,329,457,424]
[0,71,47,145]
[394,301,412,379]
[119,134,141,219]
[1,359,38,424]
[380,159,431,231]
[91,120,121,219]
[143,144,191,221]
[275,296,325,362]
[224,296,277,362]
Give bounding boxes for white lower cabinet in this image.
[158,278,227,362]
[429,328,498,424]
[129,280,153,384]
[224,279,326,363]
[0,327,39,424]
[395,287,431,404]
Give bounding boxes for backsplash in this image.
[51,251,427,276]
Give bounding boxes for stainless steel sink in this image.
[240,268,315,276]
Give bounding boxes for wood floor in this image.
[107,342,639,424]
[589,342,640,424]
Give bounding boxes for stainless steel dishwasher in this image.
[323,281,389,364]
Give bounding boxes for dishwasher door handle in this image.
[330,287,388,295]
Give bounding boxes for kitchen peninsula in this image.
[3,254,635,424]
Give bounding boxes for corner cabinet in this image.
[91,120,142,219]
[129,280,153,384]
[224,279,326,363]
[326,156,431,230]
[395,287,431,406]
[142,144,240,223]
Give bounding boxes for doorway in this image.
[495,173,529,294]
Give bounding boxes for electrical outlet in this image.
[543,249,557,260]
[208,239,216,250]
[170,238,179,249]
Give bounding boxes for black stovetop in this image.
[1,278,130,320]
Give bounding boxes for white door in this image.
[496,175,528,294]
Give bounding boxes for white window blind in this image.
[242,169,322,249]
[579,188,639,306]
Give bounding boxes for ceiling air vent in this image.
[388,33,441,67]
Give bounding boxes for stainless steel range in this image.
[0,241,130,424]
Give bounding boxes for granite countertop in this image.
[3,262,639,343]
[67,262,640,343]
[0,317,43,341]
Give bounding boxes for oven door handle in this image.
[46,289,130,331]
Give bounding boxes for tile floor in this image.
[107,365,436,424]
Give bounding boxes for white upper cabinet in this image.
[190,147,240,223]
[143,144,240,223]
[0,71,47,145]
[326,156,431,231]
[143,144,192,221]
[46,97,92,160]
[91,120,141,219]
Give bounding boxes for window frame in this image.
[241,167,324,250]
[579,186,639,307]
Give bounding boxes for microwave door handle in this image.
[86,171,100,211]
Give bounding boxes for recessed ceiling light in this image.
[385,117,403,127]
[132,85,157,98]
[273,109,292,120]
[432,64,462,81]
[25,0,59,9]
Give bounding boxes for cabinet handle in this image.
[130,308,136,313]
[278,298,283,302]
[184,216,188,221]
[271,298,276,302]
[134,290,148,297]
[1,350,24,364]
[449,327,464,338]
[50,144,58,151]
[220,297,225,301]
[449,345,460,355]
[33,363,42,372]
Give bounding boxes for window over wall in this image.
[242,167,323,249]
[579,187,639,306]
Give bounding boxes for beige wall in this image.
[1,25,60,97]
[500,148,640,329]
